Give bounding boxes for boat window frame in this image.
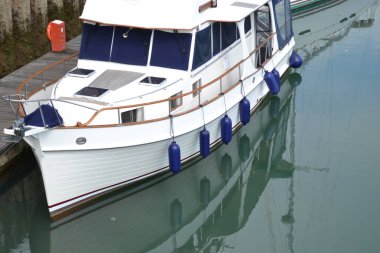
[190,16,253,75]
[192,26,212,71]
[255,4,273,67]
[120,107,144,123]
[169,91,183,112]
[192,79,202,98]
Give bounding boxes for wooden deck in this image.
[0,36,81,158]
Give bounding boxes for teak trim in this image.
[16,33,278,129]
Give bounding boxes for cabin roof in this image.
[80,0,269,30]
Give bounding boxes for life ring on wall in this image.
[46,23,52,41]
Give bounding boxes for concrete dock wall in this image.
[0,0,84,38]
[0,0,85,78]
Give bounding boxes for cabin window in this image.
[169,92,183,111]
[192,26,212,70]
[212,22,221,56]
[121,108,143,123]
[273,0,293,49]
[221,22,238,50]
[110,27,152,66]
[192,80,201,98]
[150,30,192,71]
[255,5,272,67]
[244,16,252,33]
[79,23,113,61]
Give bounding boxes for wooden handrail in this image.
[15,53,79,97]
[77,33,276,127]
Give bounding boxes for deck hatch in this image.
[67,68,95,78]
[89,70,144,90]
[139,76,166,86]
[75,87,108,97]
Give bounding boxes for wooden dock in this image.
[0,36,81,167]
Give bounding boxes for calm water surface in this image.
[1,0,380,252]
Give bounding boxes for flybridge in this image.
[79,0,268,29]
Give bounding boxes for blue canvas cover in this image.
[24,104,63,127]
[79,24,113,61]
[111,27,152,66]
[150,30,192,71]
[272,0,294,49]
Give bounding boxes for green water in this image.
[1,0,380,252]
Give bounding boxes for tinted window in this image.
[192,26,212,70]
[244,15,252,33]
[169,92,183,111]
[150,30,192,71]
[121,109,137,123]
[221,22,237,50]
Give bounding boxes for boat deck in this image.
[0,36,81,167]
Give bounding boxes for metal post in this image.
[50,100,62,126]
[37,101,47,128]
[8,96,18,118]
[118,108,121,124]
[258,47,262,66]
[198,87,202,105]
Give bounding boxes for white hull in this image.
[25,42,295,216]
[46,76,295,253]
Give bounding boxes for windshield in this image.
[79,24,192,70]
[79,24,152,66]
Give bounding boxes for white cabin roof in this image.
[80,0,269,30]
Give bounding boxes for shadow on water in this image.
[0,70,301,253]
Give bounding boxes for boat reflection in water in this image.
[293,0,378,62]
[23,71,301,253]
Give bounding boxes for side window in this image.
[192,80,201,98]
[169,92,183,111]
[192,26,212,70]
[255,5,272,67]
[221,22,237,50]
[121,108,143,123]
[244,15,252,33]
